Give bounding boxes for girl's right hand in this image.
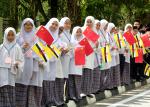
[23,42,30,49]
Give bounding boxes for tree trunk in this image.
[50,0,58,17]
[37,0,48,22]
[67,0,81,26]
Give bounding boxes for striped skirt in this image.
[112,65,121,88]
[54,78,65,106]
[122,62,130,85]
[15,83,28,107]
[0,85,15,107]
[100,69,113,90]
[81,68,93,95]
[42,81,56,107]
[68,75,82,100]
[27,86,42,107]
[92,67,101,93]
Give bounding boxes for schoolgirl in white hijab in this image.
[42,18,64,106]
[99,19,112,91]
[68,26,84,101]
[124,24,133,82]
[16,18,42,107]
[59,17,72,102]
[106,23,121,88]
[99,19,109,47]
[92,19,102,94]
[0,27,24,107]
[81,16,96,98]
[59,17,71,79]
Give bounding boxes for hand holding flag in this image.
[83,26,100,43]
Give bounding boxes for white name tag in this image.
[5,57,12,64]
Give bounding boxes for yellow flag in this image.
[32,42,61,62]
[101,45,112,63]
[32,42,53,62]
[134,46,138,57]
[144,64,150,76]
[129,44,138,58]
[49,45,61,58]
[106,45,112,62]
[114,34,125,49]
[101,47,106,63]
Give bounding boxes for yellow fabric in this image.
[32,42,61,62]
[114,33,125,49]
[129,44,138,58]
[101,47,106,63]
[50,44,61,58]
[101,45,112,63]
[144,64,150,76]
[106,45,112,62]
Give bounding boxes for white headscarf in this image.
[106,23,115,43]
[100,19,108,30]
[18,18,36,45]
[45,18,59,42]
[95,20,100,25]
[83,16,95,31]
[95,19,101,34]
[71,26,83,45]
[124,23,132,32]
[106,23,115,33]
[3,27,17,50]
[60,17,70,27]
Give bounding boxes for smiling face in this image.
[126,26,132,32]
[64,19,71,30]
[76,28,82,38]
[24,21,33,32]
[49,21,59,32]
[86,19,93,28]
[7,30,15,43]
[96,22,101,30]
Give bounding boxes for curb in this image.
[62,78,150,107]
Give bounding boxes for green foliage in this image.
[0,0,150,28]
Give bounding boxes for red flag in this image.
[123,31,136,45]
[135,49,143,63]
[83,26,100,43]
[141,34,150,47]
[79,38,94,56]
[36,26,54,45]
[75,46,85,65]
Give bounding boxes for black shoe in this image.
[87,94,93,98]
[65,99,69,103]
[136,78,142,82]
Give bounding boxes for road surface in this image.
[85,84,150,107]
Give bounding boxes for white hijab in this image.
[71,26,83,45]
[60,17,71,34]
[60,17,70,27]
[82,16,95,31]
[124,23,132,32]
[106,23,115,33]
[18,18,36,45]
[95,19,101,34]
[45,18,59,42]
[106,23,115,43]
[100,19,108,37]
[3,27,17,50]
[100,19,108,30]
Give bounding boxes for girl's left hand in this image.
[39,61,44,68]
[95,41,99,48]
